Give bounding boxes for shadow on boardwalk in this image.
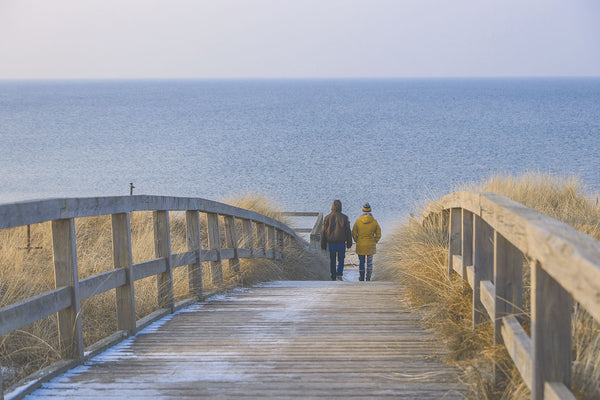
[24,281,466,399]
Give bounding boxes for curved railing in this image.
[423,191,600,400]
[0,195,305,399]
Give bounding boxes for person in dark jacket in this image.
[321,200,353,281]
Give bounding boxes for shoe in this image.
[359,271,365,281]
[366,268,372,281]
[336,275,343,281]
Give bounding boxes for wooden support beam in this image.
[448,208,462,277]
[531,260,572,400]
[256,222,266,258]
[51,218,84,361]
[223,215,240,281]
[266,225,276,259]
[473,215,494,327]
[461,209,473,281]
[185,210,203,298]
[241,219,254,257]
[111,213,136,335]
[206,213,223,286]
[153,211,174,312]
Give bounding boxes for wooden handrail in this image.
[423,191,600,400]
[278,211,323,250]
[0,195,306,399]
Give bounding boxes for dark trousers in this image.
[329,246,345,280]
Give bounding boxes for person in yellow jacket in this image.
[352,203,382,281]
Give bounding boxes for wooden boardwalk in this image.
[24,281,466,399]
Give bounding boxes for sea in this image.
[1,78,599,234]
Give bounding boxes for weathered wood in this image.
[501,316,532,389]
[544,382,577,400]
[153,211,174,312]
[424,191,600,323]
[480,280,495,319]
[266,225,276,259]
[255,222,266,256]
[0,287,72,336]
[0,196,297,239]
[170,251,197,269]
[466,266,475,289]
[111,213,136,334]
[206,213,223,286]
[452,255,463,276]
[79,269,127,300]
[185,210,203,298]
[223,215,240,279]
[131,259,167,281]
[531,260,572,400]
[461,209,473,280]
[448,208,462,277]
[494,231,523,340]
[241,218,254,256]
[25,282,467,399]
[473,215,494,326]
[51,218,84,361]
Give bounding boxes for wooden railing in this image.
[424,192,600,400]
[0,195,307,399]
[279,212,323,249]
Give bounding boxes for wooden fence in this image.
[424,191,600,400]
[279,212,323,249]
[0,195,310,399]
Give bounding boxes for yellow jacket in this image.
[352,214,381,255]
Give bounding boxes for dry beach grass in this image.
[377,172,600,399]
[0,194,328,390]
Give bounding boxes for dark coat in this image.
[321,200,353,249]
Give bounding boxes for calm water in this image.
[1,78,599,233]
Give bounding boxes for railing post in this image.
[206,213,223,285]
[276,228,284,259]
[531,260,572,400]
[51,218,84,361]
[153,211,174,312]
[473,215,494,327]
[266,225,275,259]
[256,222,266,258]
[111,213,136,335]
[223,215,240,281]
[242,219,254,257]
[493,230,523,382]
[186,210,203,299]
[448,208,462,277]
[461,209,473,281]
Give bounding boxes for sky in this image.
[0,0,599,79]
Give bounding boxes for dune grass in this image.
[377,171,600,399]
[0,194,327,390]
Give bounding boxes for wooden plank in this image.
[51,218,84,361]
[448,208,462,277]
[170,251,198,269]
[220,248,235,260]
[238,248,252,259]
[0,287,71,336]
[480,280,495,319]
[131,259,167,281]
[153,211,174,312]
[466,266,475,289]
[185,210,203,298]
[24,282,467,399]
[452,255,463,276]
[266,225,276,259]
[111,212,136,334]
[494,231,523,341]
[206,213,223,285]
[255,222,266,257]
[473,215,494,326]
[223,215,240,279]
[544,382,577,400]
[461,209,473,281]
[425,191,600,323]
[201,249,219,262]
[531,260,572,400]
[79,269,127,300]
[0,196,298,239]
[279,212,321,217]
[241,218,254,257]
[501,316,532,390]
